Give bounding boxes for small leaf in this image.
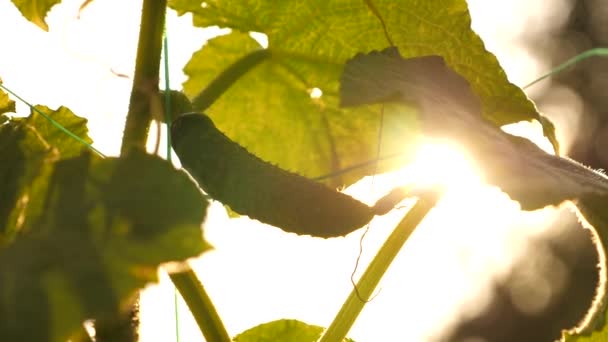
[233,319,355,342]
[13,105,94,159]
[0,121,58,244]
[0,105,92,243]
[78,0,94,16]
[0,88,16,117]
[0,150,210,341]
[10,0,62,31]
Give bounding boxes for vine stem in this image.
[169,270,231,342]
[319,193,439,342]
[120,0,167,155]
[106,1,167,341]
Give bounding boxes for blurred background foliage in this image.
[447,1,608,341]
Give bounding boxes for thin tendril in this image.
[0,83,106,158]
[163,34,173,162]
[350,104,385,303]
[312,151,405,181]
[161,21,179,342]
[523,47,608,89]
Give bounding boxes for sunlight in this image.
[249,31,269,48]
[407,141,480,190]
[341,133,564,341]
[502,121,556,154]
[346,140,483,211]
[309,87,323,99]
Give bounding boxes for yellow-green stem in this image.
[120,0,167,155]
[319,194,439,342]
[170,269,231,342]
[112,1,167,341]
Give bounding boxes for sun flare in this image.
[407,141,481,189]
[346,140,483,210]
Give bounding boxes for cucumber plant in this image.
[3,1,608,342]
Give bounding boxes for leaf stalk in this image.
[170,269,231,342]
[319,194,439,342]
[192,49,270,111]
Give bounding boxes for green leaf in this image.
[233,319,355,342]
[340,48,608,341]
[184,32,417,187]
[10,0,62,31]
[0,150,210,342]
[173,17,418,187]
[14,105,94,159]
[170,0,557,188]
[0,106,92,244]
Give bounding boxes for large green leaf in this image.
[340,48,608,342]
[10,0,62,31]
[170,0,557,188]
[180,32,412,187]
[233,319,355,342]
[0,150,209,342]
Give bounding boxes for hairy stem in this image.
[120,0,167,155]
[170,269,231,342]
[192,49,270,111]
[107,1,167,340]
[319,193,439,342]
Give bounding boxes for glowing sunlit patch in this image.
[309,87,323,99]
[345,140,482,214]
[502,121,555,154]
[249,31,269,48]
[404,141,481,191]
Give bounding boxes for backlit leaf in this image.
[170,0,557,189]
[1,106,91,244]
[0,150,209,341]
[16,105,94,159]
[0,121,58,245]
[234,319,355,342]
[340,47,608,342]
[184,32,415,187]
